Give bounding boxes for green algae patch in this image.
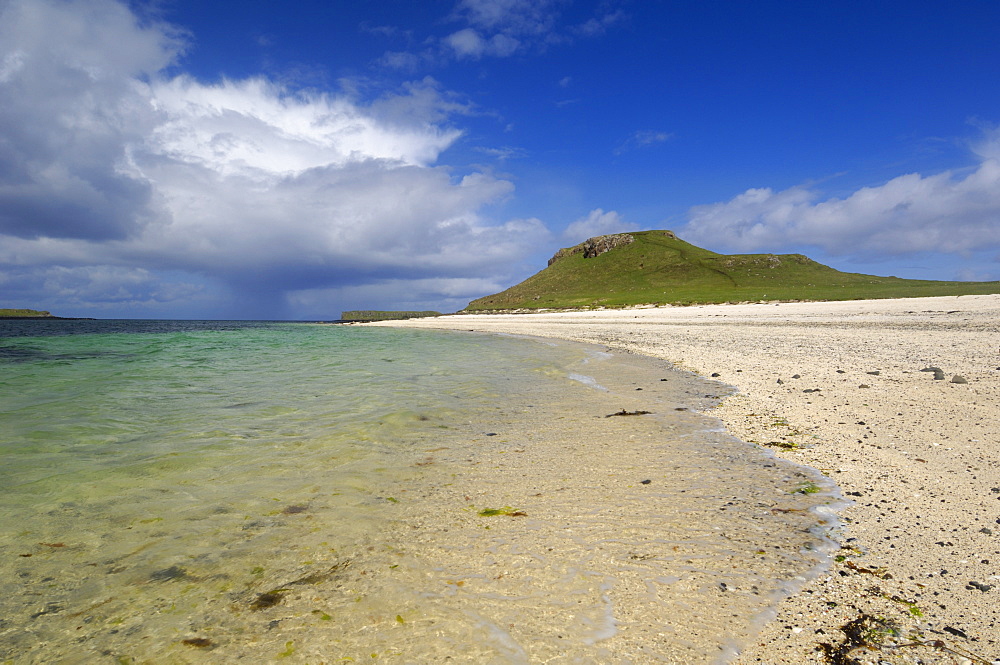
[478,506,527,517]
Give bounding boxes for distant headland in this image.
[0,308,90,320]
[339,310,442,323]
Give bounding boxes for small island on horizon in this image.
[0,308,93,320]
[0,308,58,319]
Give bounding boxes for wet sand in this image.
[370,294,1000,664]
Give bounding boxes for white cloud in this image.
[377,50,423,71]
[444,28,521,59]
[562,209,638,243]
[0,0,184,241]
[381,1,621,67]
[444,28,488,58]
[573,10,626,37]
[683,137,1000,259]
[0,0,550,317]
[475,145,527,161]
[456,0,557,35]
[147,75,463,176]
[615,130,673,154]
[971,122,1000,161]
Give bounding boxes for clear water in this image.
[0,320,837,664]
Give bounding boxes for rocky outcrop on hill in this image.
[583,233,635,258]
[548,233,638,266]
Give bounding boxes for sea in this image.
[0,319,839,664]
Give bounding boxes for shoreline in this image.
[370,295,1000,663]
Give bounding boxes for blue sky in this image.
[2,0,999,319]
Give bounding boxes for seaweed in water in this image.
[290,561,351,585]
[478,507,527,517]
[605,409,652,417]
[250,590,287,611]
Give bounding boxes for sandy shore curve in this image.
[369,295,1000,664]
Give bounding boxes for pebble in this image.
[951,375,968,384]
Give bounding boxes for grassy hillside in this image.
[466,230,1000,310]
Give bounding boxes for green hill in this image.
[465,230,1000,311]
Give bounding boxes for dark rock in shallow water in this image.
[150,565,188,581]
[250,590,285,610]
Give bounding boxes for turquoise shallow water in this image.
[0,320,837,663]
[2,322,515,505]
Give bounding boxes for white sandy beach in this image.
[370,295,1000,664]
